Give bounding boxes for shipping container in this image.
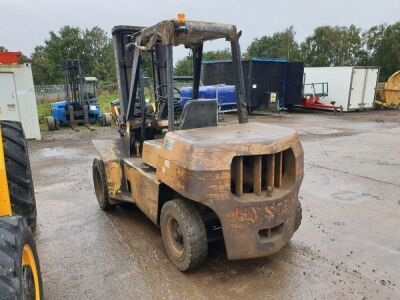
[202,58,304,109]
[303,67,379,111]
[0,63,41,139]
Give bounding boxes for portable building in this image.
[0,63,41,139]
[303,66,379,111]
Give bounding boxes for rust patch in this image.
[105,161,122,195]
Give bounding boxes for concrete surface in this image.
[28,110,400,299]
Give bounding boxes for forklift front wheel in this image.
[92,159,114,210]
[101,113,112,127]
[47,116,57,131]
[160,199,208,271]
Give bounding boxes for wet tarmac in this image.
[28,110,400,299]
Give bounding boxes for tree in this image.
[30,46,50,84]
[367,22,400,80]
[361,25,386,58]
[300,25,363,67]
[174,49,232,76]
[83,27,114,83]
[247,27,300,60]
[174,54,193,76]
[30,26,116,84]
[0,46,7,52]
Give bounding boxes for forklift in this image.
[92,15,304,271]
[46,59,106,131]
[0,121,42,299]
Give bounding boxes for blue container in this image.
[202,58,304,109]
[51,101,68,123]
[180,85,236,109]
[216,85,235,106]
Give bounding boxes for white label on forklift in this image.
[270,93,277,103]
[165,139,174,151]
[90,105,96,111]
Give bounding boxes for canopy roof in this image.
[135,20,239,48]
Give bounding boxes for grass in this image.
[98,91,118,114]
[36,91,119,124]
[37,103,52,124]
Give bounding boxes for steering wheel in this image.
[155,84,182,103]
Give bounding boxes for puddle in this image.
[299,127,343,135]
[331,190,381,202]
[39,147,82,158]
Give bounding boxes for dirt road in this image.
[29,110,400,299]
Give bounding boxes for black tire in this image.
[92,158,114,210]
[160,199,208,271]
[0,216,43,300]
[294,202,302,232]
[1,121,37,229]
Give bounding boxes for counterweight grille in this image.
[231,149,295,197]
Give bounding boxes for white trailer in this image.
[0,63,41,139]
[303,66,379,112]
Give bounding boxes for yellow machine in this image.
[0,121,42,299]
[376,70,400,108]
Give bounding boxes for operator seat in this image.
[179,99,218,130]
[142,100,217,168]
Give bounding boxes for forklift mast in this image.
[61,59,87,105]
[112,18,249,156]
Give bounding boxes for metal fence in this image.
[35,84,65,103]
[34,83,119,103]
[34,78,193,104]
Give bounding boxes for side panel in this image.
[349,68,367,110]
[303,67,353,111]
[250,61,286,108]
[351,67,379,109]
[285,62,304,106]
[124,163,159,224]
[0,73,20,121]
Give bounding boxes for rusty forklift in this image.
[92,15,304,271]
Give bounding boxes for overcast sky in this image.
[1,0,399,61]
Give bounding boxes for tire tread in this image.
[0,121,37,229]
[0,216,42,299]
[161,199,208,271]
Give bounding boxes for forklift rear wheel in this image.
[47,116,57,131]
[160,199,208,271]
[294,202,302,232]
[0,216,43,300]
[1,121,37,229]
[92,158,114,210]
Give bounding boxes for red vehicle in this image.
[301,82,342,112]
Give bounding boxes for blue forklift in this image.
[46,59,108,131]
